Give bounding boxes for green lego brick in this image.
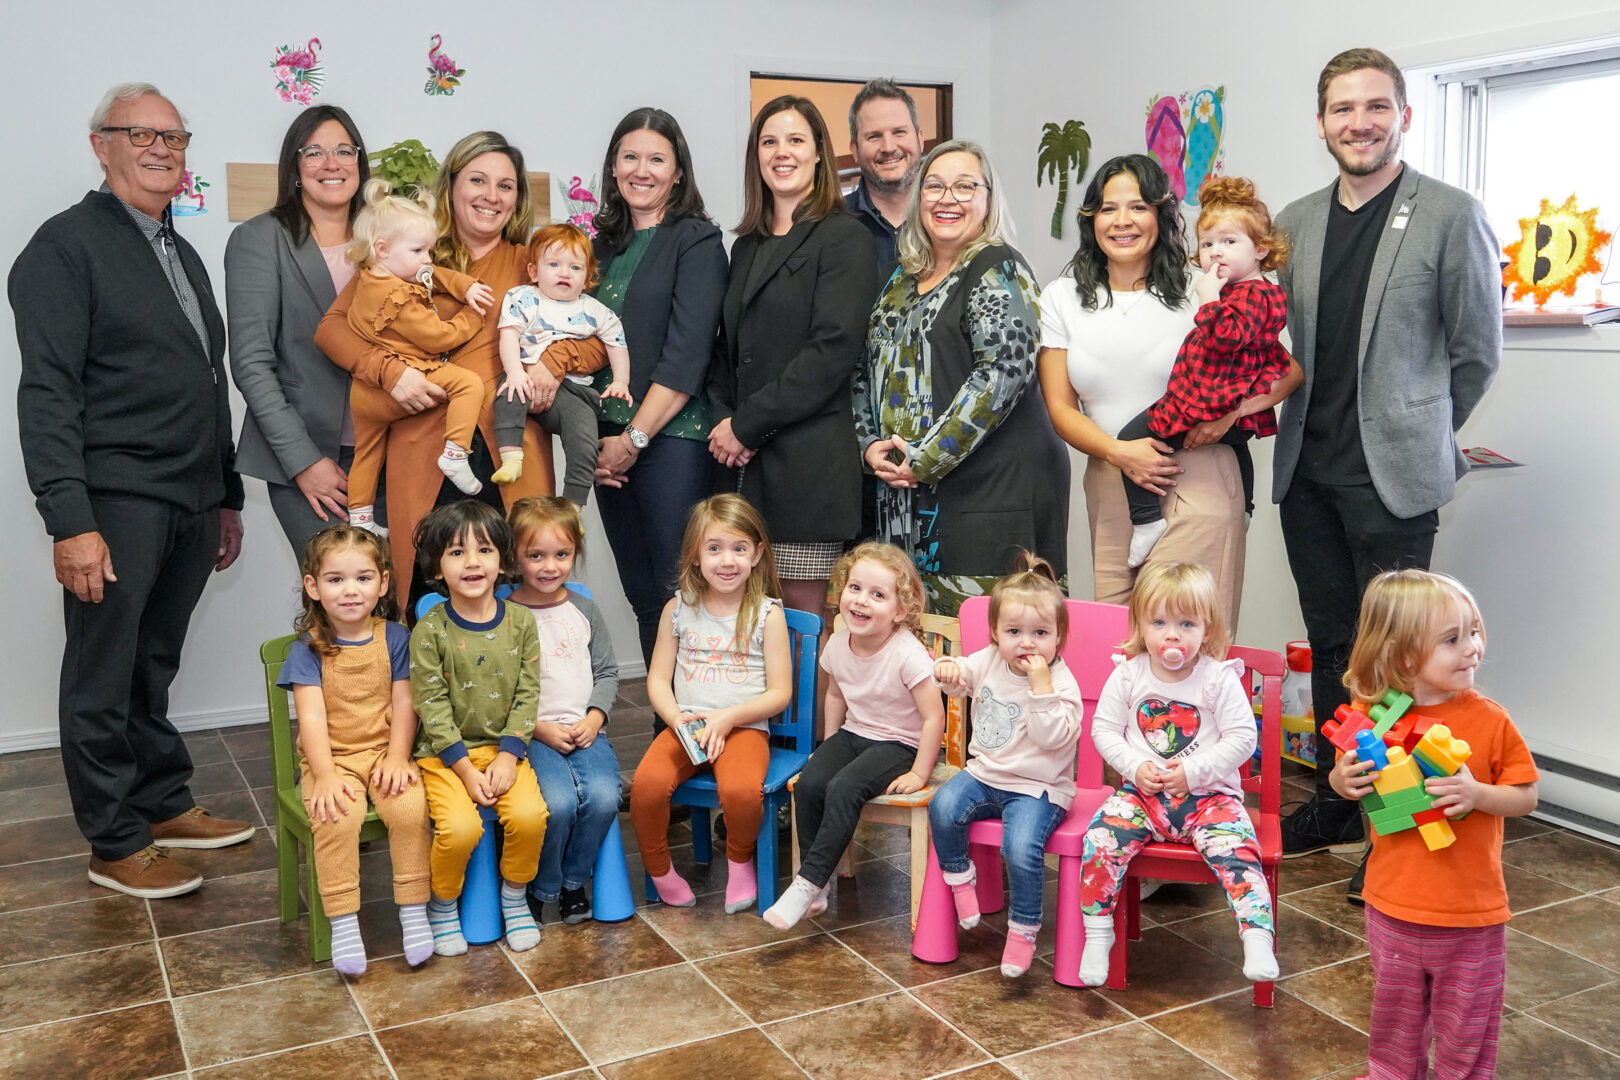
[1372,783,1433,814]
[1369,808,1419,834]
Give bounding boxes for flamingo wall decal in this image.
[424,34,466,96]
[271,37,324,105]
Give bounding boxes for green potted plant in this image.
[367,139,439,197]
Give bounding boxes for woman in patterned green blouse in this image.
[851,140,1070,615]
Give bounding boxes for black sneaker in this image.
[1345,849,1369,907]
[525,888,548,925]
[1280,794,1367,858]
[560,885,591,924]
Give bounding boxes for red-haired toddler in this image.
[493,223,633,502]
[1118,177,1302,567]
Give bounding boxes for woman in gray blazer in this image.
[226,105,370,555]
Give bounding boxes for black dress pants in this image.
[1279,475,1437,796]
[60,496,218,860]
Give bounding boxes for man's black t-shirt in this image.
[1297,167,1404,485]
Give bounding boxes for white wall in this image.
[6,0,1617,800]
[986,0,1620,826]
[0,0,996,751]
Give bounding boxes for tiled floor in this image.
[3,681,1620,1079]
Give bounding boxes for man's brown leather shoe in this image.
[150,806,255,849]
[88,845,203,898]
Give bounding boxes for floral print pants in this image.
[1078,786,1274,934]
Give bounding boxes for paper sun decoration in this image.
[1502,194,1612,307]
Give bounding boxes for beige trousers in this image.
[1083,442,1246,633]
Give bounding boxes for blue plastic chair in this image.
[644,606,822,913]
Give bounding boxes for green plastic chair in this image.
[261,634,388,961]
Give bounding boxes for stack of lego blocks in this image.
[1321,690,1472,851]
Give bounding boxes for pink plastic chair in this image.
[911,597,1129,987]
[1105,644,1285,1006]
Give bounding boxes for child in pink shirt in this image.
[1076,561,1277,986]
[765,543,946,929]
[929,555,1084,978]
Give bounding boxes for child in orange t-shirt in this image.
[1330,570,1538,1080]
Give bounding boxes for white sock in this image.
[1241,928,1278,981]
[1127,519,1169,568]
[427,894,467,956]
[349,504,386,536]
[400,903,433,966]
[500,879,541,952]
[1080,913,1115,987]
[808,880,831,918]
[329,911,366,977]
[437,441,483,495]
[762,875,821,930]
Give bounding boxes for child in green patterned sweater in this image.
[409,500,549,954]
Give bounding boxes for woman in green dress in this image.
[852,139,1069,614]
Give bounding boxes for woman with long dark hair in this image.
[1037,153,1248,628]
[708,95,876,618]
[226,104,370,554]
[588,108,728,667]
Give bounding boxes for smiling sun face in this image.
[1503,194,1612,307]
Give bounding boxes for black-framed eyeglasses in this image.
[297,143,362,165]
[920,178,989,203]
[99,126,192,150]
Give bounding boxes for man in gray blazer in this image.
[1272,48,1501,870]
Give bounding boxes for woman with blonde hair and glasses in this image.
[852,139,1068,615]
[316,131,604,598]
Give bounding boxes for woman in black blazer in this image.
[589,108,728,668]
[708,96,878,617]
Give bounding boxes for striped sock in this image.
[428,894,467,956]
[329,912,366,976]
[400,903,433,966]
[500,880,541,952]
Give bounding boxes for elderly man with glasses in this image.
[9,82,252,899]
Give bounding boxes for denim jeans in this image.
[927,770,1066,926]
[595,434,715,671]
[526,732,621,901]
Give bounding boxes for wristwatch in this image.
[624,425,650,450]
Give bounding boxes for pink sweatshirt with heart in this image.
[939,646,1085,810]
[1091,653,1255,799]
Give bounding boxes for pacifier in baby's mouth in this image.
[1157,645,1187,671]
[415,264,435,288]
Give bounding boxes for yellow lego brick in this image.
[1417,819,1457,851]
[1373,746,1426,797]
[1412,724,1471,777]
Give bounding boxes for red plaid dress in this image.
[1147,278,1290,437]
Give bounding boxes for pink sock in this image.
[942,867,980,929]
[1001,920,1039,977]
[725,858,757,914]
[650,867,695,907]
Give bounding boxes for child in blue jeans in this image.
[508,497,622,924]
[929,555,1084,978]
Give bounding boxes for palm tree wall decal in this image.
[1037,120,1092,240]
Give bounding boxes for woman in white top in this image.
[1037,154,1246,630]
